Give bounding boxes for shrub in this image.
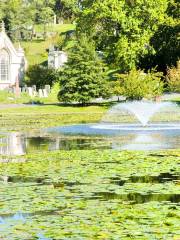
[26,65,58,89]
[115,69,164,100]
[167,61,180,92]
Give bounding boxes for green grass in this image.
[34,23,75,34]
[16,24,75,66]
[21,39,51,66]
[0,105,107,131]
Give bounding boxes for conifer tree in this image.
[58,36,110,105]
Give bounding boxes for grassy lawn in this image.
[34,23,75,34]
[0,105,107,131]
[0,98,179,131]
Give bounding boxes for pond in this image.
[0,100,179,239]
[0,123,180,155]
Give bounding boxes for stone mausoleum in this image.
[48,45,67,69]
[0,22,27,90]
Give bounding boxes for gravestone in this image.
[32,85,36,92]
[45,85,51,95]
[39,89,43,98]
[21,87,26,93]
[43,89,48,98]
[28,87,33,97]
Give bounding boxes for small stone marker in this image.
[32,85,36,92]
[21,87,26,93]
[28,87,33,97]
[39,89,43,98]
[43,89,48,98]
[45,85,51,95]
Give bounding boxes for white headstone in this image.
[45,85,51,94]
[28,87,33,97]
[39,89,43,98]
[43,89,48,98]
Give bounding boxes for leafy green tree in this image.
[77,0,169,71]
[58,36,110,104]
[1,0,36,40]
[143,0,180,71]
[0,1,6,20]
[38,7,54,39]
[115,69,164,100]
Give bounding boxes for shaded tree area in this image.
[139,0,180,72]
[55,0,80,21]
[77,0,169,71]
[26,65,58,89]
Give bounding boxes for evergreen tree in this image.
[58,36,110,105]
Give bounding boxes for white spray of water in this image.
[104,101,177,126]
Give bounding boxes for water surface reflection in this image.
[0,123,180,155]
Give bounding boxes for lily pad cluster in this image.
[0,150,179,239]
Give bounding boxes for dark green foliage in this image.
[55,0,80,21]
[151,24,180,71]
[58,36,110,104]
[26,65,57,89]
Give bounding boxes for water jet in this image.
[46,100,180,151]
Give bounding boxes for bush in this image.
[26,65,58,89]
[115,69,164,100]
[167,61,180,92]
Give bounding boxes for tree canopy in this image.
[0,0,179,74]
[77,0,173,71]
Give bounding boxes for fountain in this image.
[46,100,180,150]
[104,101,177,126]
[1,101,179,153]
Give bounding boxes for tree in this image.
[54,0,80,21]
[77,0,169,71]
[142,0,180,71]
[1,0,36,41]
[0,1,6,20]
[38,7,54,39]
[58,36,110,104]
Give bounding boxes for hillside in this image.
[17,24,75,66]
